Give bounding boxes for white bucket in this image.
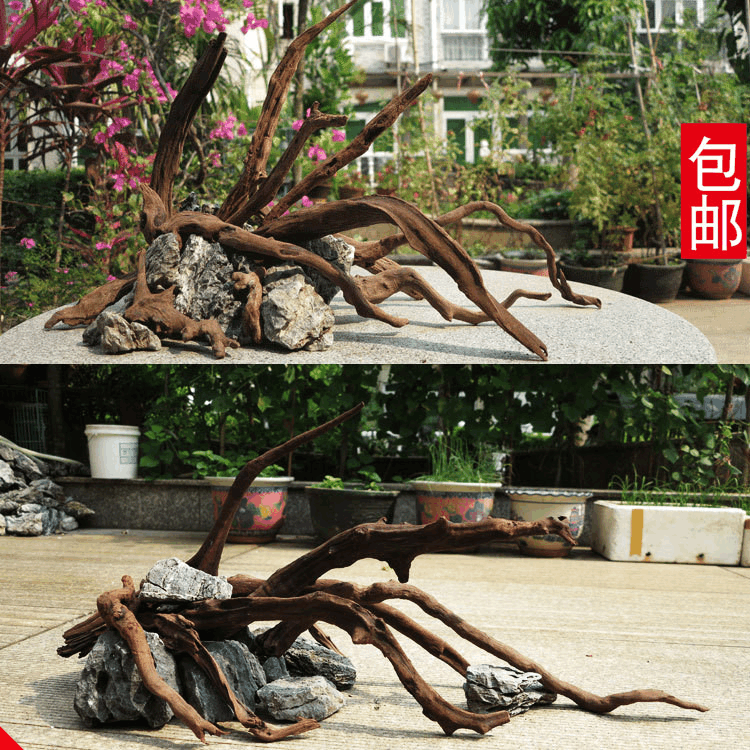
[85,424,140,479]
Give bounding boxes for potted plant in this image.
[306,471,399,541]
[684,257,743,299]
[505,487,593,557]
[559,242,627,292]
[739,250,750,296]
[493,247,549,277]
[592,474,747,565]
[337,167,369,199]
[410,435,498,526]
[196,451,293,544]
[626,252,686,303]
[375,162,399,195]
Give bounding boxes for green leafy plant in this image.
[312,470,384,491]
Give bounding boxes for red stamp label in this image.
[681,123,747,259]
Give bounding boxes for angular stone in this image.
[62,499,96,520]
[178,640,266,723]
[284,637,357,690]
[302,235,355,303]
[5,512,43,536]
[262,656,290,683]
[9,449,45,483]
[463,665,557,716]
[74,630,179,728]
[59,512,79,532]
[261,267,334,351]
[88,311,162,353]
[29,478,66,506]
[145,232,182,290]
[255,676,344,722]
[171,235,243,336]
[139,557,233,602]
[0,459,21,489]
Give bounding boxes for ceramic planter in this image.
[208,476,293,544]
[507,489,591,557]
[685,258,742,299]
[602,226,636,252]
[306,486,399,541]
[628,260,686,303]
[558,261,626,292]
[591,500,746,565]
[742,517,750,567]
[493,252,549,277]
[738,258,750,296]
[411,481,495,525]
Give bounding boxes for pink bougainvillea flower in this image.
[19,237,36,249]
[292,119,303,131]
[307,145,327,161]
[95,241,112,251]
[3,0,59,52]
[106,275,117,282]
[332,129,346,142]
[123,14,138,31]
[4,270,18,282]
[300,195,313,207]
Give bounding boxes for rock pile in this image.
[74,558,357,729]
[0,443,92,536]
[83,215,354,355]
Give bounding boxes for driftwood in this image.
[60,403,708,744]
[44,2,602,361]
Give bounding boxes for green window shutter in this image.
[352,1,365,36]
[392,0,407,37]
[372,1,384,36]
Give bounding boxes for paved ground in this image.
[658,291,749,364]
[1,529,748,750]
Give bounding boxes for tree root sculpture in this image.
[60,404,708,744]
[44,2,602,361]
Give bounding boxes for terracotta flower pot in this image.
[685,258,742,299]
[738,258,750,296]
[208,476,292,543]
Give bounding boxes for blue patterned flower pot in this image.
[507,488,592,557]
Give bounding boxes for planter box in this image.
[591,500,746,565]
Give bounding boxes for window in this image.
[442,0,483,31]
[349,0,408,39]
[638,0,715,31]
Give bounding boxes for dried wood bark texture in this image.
[45,3,602,361]
[60,405,708,744]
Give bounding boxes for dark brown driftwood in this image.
[60,404,707,744]
[45,2,603,361]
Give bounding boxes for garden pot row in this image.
[209,479,750,567]
[497,253,749,302]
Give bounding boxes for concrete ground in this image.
[658,291,749,364]
[1,529,748,750]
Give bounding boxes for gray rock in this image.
[256,676,344,722]
[171,235,243,337]
[463,665,557,716]
[59,512,79,532]
[302,235,355,303]
[62,499,96,520]
[5,512,43,536]
[178,640,266,723]
[87,311,162,353]
[9,449,45,482]
[74,630,179,728]
[0,459,21,489]
[29,478,66,505]
[261,267,334,351]
[0,514,5,535]
[0,498,19,514]
[262,656,290,683]
[284,637,357,690]
[145,232,182,290]
[19,502,43,513]
[139,557,233,602]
